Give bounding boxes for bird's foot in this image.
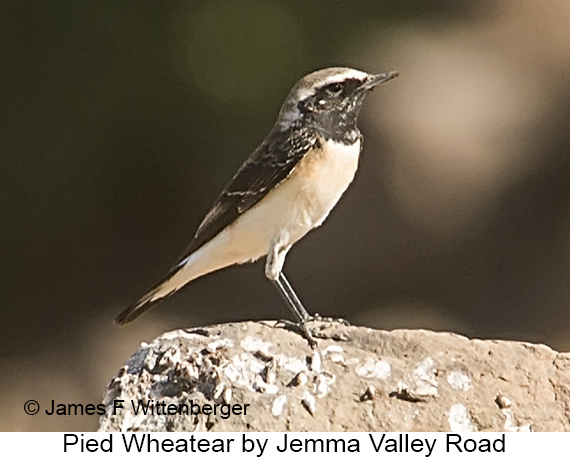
[275,319,318,348]
[275,314,351,348]
[306,313,350,326]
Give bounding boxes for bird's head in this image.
[277,67,399,133]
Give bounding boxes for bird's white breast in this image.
[237,138,362,248]
[289,138,361,230]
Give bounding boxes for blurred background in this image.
[2,0,570,431]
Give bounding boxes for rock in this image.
[98,321,570,432]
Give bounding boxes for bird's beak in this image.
[360,71,399,92]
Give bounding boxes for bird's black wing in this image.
[179,126,320,260]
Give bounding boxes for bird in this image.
[115,67,399,343]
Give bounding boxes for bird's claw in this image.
[274,314,350,348]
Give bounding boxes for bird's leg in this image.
[277,272,311,322]
[266,240,316,347]
[272,277,316,348]
[266,238,309,321]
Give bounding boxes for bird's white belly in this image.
[187,138,361,279]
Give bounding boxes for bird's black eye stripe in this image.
[325,82,343,94]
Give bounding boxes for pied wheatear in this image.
[115,67,399,344]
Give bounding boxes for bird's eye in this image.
[326,83,343,95]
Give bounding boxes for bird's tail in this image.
[115,228,249,325]
[114,259,196,326]
[114,286,168,326]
